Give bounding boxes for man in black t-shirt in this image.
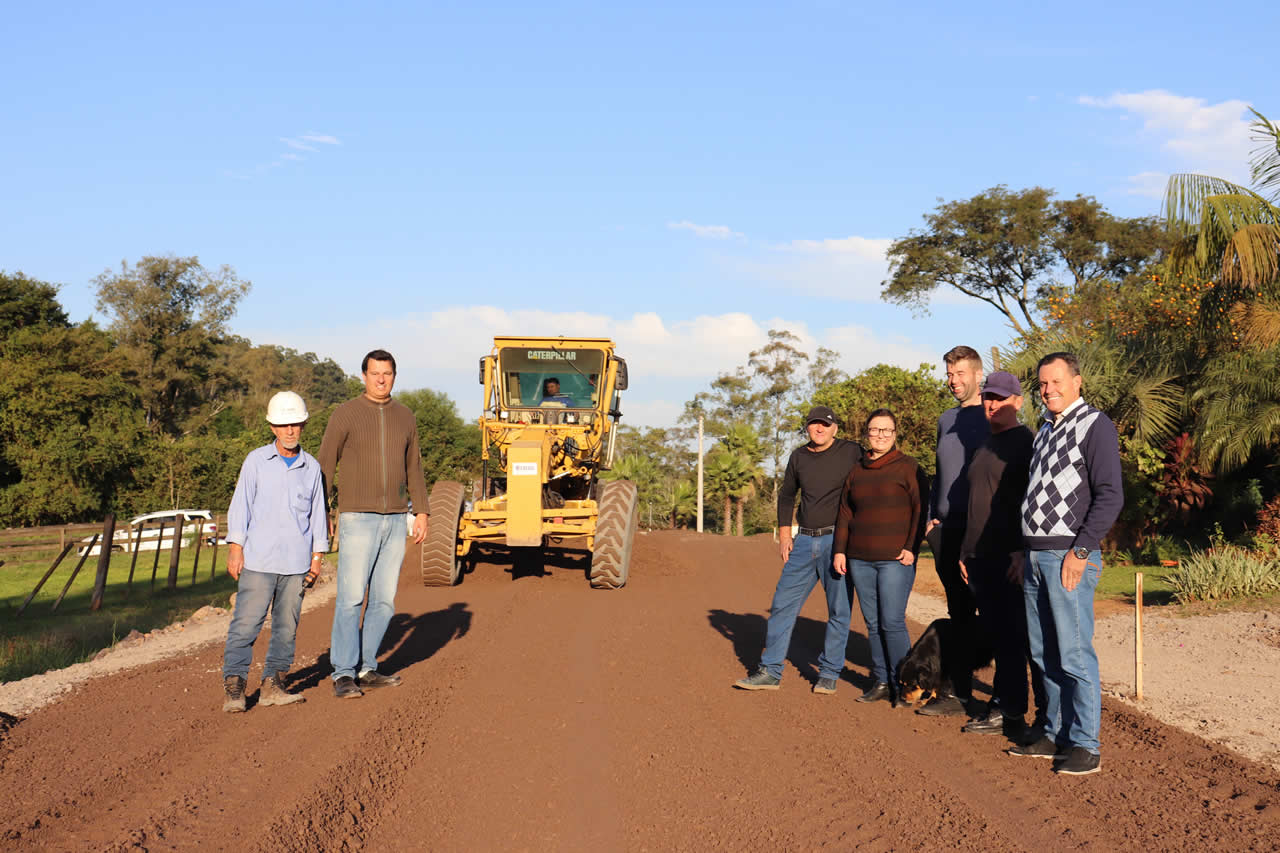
[733,406,863,695]
[958,371,1047,740]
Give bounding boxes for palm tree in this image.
[1191,347,1280,472]
[1163,109,1280,294]
[667,480,697,529]
[1000,331,1182,444]
[704,449,755,536]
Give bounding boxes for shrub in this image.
[1164,546,1280,603]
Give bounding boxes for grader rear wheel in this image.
[421,480,465,586]
[589,480,637,589]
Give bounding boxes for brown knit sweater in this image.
[833,448,928,561]
[318,396,430,515]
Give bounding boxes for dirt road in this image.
[2,531,1278,851]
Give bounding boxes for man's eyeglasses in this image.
[866,428,896,436]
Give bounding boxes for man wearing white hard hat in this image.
[221,390,328,712]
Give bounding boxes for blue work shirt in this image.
[226,443,328,574]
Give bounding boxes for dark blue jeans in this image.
[850,558,915,688]
[1025,549,1102,753]
[759,533,852,681]
[222,569,306,679]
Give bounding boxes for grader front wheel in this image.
[589,480,638,589]
[421,481,465,586]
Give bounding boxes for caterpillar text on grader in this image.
[413,336,638,588]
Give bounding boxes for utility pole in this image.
[696,414,704,533]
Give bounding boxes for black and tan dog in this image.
[895,618,995,707]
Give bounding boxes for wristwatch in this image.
[1072,546,1090,559]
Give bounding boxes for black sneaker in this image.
[1007,736,1063,759]
[962,708,1007,735]
[733,669,781,690]
[333,676,363,699]
[916,693,967,717]
[812,677,838,695]
[358,670,402,689]
[1054,747,1102,776]
[856,682,890,703]
[222,675,246,713]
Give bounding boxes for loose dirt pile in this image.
[1,532,1277,850]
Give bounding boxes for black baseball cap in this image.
[982,371,1023,398]
[806,405,837,425]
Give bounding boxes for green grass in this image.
[1096,562,1176,605]
[0,546,238,683]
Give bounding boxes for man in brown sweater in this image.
[319,349,430,699]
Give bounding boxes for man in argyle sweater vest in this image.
[1010,352,1123,776]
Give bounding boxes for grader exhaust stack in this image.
[413,337,638,589]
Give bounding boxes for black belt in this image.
[798,526,834,536]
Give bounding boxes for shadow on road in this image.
[468,544,592,582]
[292,602,473,691]
[707,609,876,689]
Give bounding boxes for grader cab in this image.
[414,336,638,589]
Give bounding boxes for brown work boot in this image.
[222,675,247,713]
[258,671,306,707]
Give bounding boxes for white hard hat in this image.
[266,391,309,425]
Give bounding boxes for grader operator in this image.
[412,337,638,589]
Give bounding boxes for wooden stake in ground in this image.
[1135,571,1144,701]
[90,513,116,611]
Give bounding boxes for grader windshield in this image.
[497,346,605,411]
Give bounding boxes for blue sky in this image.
[5,1,1278,427]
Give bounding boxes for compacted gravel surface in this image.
[1,530,1278,851]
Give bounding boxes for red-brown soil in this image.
[1,531,1278,851]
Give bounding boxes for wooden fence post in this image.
[90,514,116,611]
[150,521,166,589]
[52,536,98,611]
[126,522,143,596]
[1134,572,1144,701]
[16,542,75,617]
[166,514,184,591]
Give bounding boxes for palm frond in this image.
[1162,174,1260,239]
[1220,222,1280,287]
[1250,108,1280,200]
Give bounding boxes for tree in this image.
[395,388,483,484]
[748,330,816,503]
[812,364,951,474]
[0,271,68,340]
[0,324,146,525]
[94,255,251,435]
[704,449,756,536]
[883,186,1163,335]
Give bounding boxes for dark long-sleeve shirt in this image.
[929,405,990,527]
[833,449,928,561]
[775,438,863,530]
[961,425,1033,562]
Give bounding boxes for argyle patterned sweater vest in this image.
[1020,400,1124,552]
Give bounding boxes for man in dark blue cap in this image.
[957,371,1047,741]
[733,405,863,695]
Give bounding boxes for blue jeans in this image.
[331,512,406,680]
[850,558,915,688]
[223,569,306,679]
[759,533,852,680]
[1025,548,1102,753]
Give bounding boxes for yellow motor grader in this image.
[413,336,637,589]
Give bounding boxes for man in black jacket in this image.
[958,371,1046,741]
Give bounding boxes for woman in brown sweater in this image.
[833,409,928,705]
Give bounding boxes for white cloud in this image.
[300,134,341,145]
[1124,170,1169,199]
[281,152,303,161]
[732,234,893,301]
[1079,90,1254,185]
[668,220,744,240]
[280,137,318,152]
